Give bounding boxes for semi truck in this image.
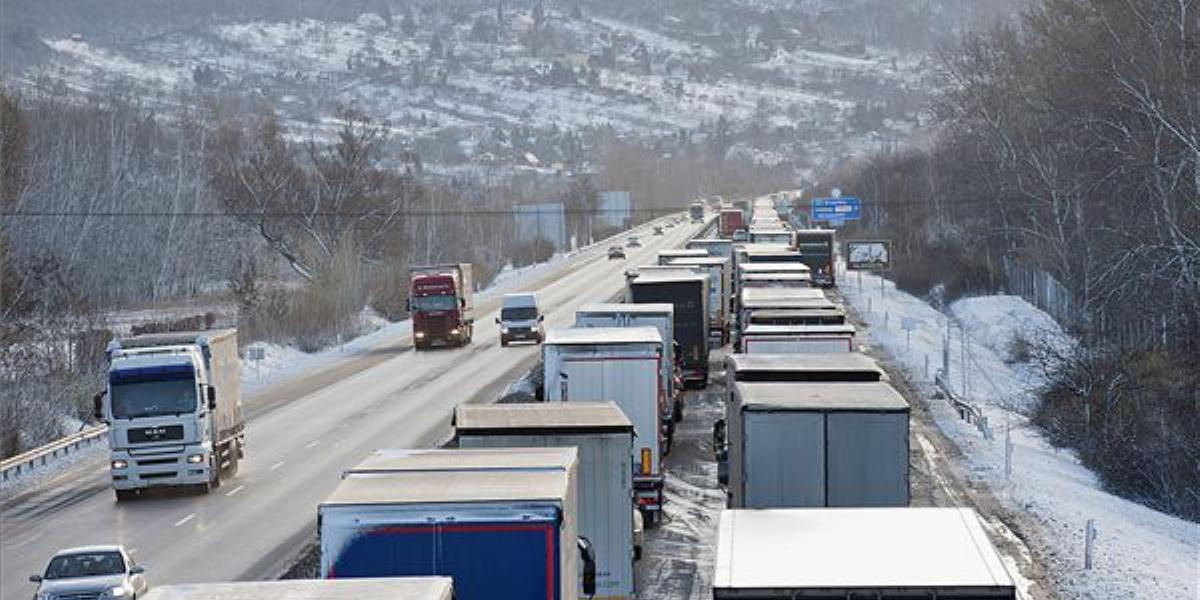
[794,229,836,287]
[628,273,709,389]
[726,382,909,508]
[718,208,745,239]
[321,448,596,600]
[456,402,638,599]
[740,324,857,354]
[95,329,244,500]
[656,248,708,265]
[666,256,731,347]
[142,578,453,600]
[543,327,668,524]
[689,202,705,222]
[575,303,679,419]
[713,508,1017,599]
[409,263,474,349]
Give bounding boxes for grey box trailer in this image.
[727,382,909,508]
[657,248,709,265]
[321,447,590,600]
[725,353,885,383]
[734,288,836,349]
[543,327,668,520]
[629,273,710,388]
[667,256,731,346]
[575,303,679,416]
[712,508,1017,599]
[456,402,637,599]
[141,578,453,600]
[685,238,734,261]
[744,307,846,327]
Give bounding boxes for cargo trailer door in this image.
[742,410,824,508]
[561,357,661,473]
[826,412,909,507]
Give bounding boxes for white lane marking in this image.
[173,513,195,527]
[269,460,285,472]
[224,484,245,497]
[10,532,43,548]
[304,439,320,449]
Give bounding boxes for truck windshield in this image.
[501,307,537,321]
[411,295,457,311]
[111,374,197,419]
[44,552,125,579]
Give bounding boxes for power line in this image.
[0,208,689,218]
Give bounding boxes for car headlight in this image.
[186,453,205,464]
[110,586,129,598]
[111,459,128,470]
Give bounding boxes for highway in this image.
[0,217,707,596]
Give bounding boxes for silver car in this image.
[30,545,148,600]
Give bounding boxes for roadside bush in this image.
[1005,331,1034,364]
[510,238,556,268]
[1034,349,1200,521]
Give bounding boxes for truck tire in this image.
[223,442,240,478]
[115,489,137,502]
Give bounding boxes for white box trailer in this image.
[725,353,885,383]
[713,508,1018,599]
[741,324,856,354]
[575,303,678,415]
[745,307,846,327]
[685,238,734,261]
[739,272,811,288]
[734,289,837,350]
[456,402,636,600]
[667,256,731,346]
[728,382,909,508]
[141,578,453,600]
[543,327,667,521]
[657,248,708,265]
[321,448,591,600]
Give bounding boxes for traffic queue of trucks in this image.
[58,205,1018,600]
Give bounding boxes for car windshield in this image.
[44,552,125,580]
[411,295,457,311]
[501,306,538,320]
[110,374,197,419]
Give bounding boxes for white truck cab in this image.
[497,293,544,346]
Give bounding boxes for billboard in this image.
[846,240,891,271]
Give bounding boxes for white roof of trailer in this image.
[577,303,674,316]
[456,401,633,432]
[740,287,828,301]
[544,326,662,345]
[714,508,1016,591]
[346,447,577,474]
[687,239,733,246]
[739,263,811,273]
[667,257,729,266]
[142,579,453,600]
[726,353,881,374]
[630,273,707,284]
[658,248,709,256]
[734,382,907,411]
[325,470,568,506]
[740,273,811,281]
[742,323,856,335]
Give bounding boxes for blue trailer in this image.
[319,448,593,600]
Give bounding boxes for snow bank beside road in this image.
[842,272,1199,600]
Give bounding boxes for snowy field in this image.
[841,270,1199,600]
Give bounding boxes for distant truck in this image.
[689,202,705,222]
[794,229,836,287]
[667,256,731,347]
[456,402,638,599]
[321,448,596,600]
[95,329,244,500]
[409,263,474,349]
[726,382,909,508]
[713,508,1017,599]
[543,327,668,524]
[629,273,710,389]
[719,208,745,239]
[141,578,453,600]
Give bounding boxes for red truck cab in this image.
[409,264,474,349]
[719,209,745,239]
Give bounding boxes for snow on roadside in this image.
[841,270,1200,600]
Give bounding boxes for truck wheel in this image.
[115,489,137,502]
[223,442,240,478]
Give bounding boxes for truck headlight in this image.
[414,331,426,338]
[449,328,460,335]
[500,326,509,333]
[111,459,128,470]
[186,453,205,464]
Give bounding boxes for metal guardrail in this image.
[0,425,108,482]
[935,372,993,440]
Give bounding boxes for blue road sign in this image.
[811,197,861,222]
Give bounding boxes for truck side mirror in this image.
[206,386,217,410]
[460,298,466,308]
[29,574,42,583]
[93,391,106,421]
[712,419,727,453]
[538,314,545,322]
[578,537,597,596]
[405,298,412,311]
[129,565,145,575]
[495,316,501,324]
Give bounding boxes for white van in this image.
[497,293,544,346]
